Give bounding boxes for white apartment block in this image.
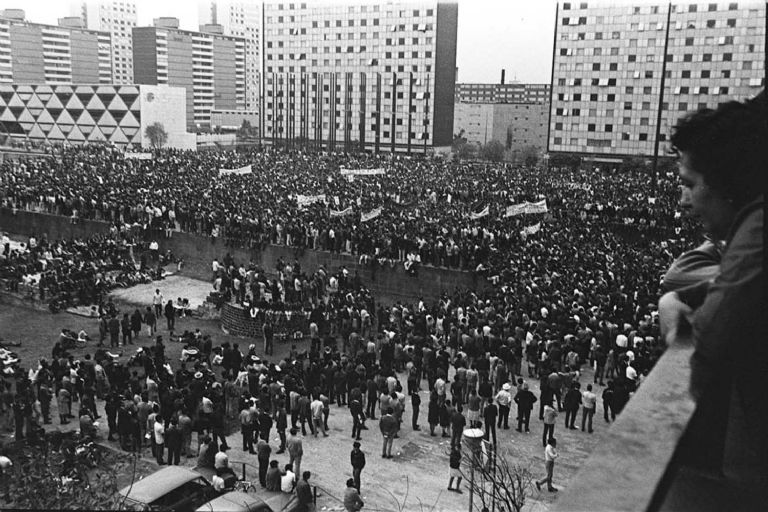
[549,1,766,157]
[133,20,246,129]
[261,1,458,152]
[80,1,137,84]
[199,1,261,110]
[0,10,112,85]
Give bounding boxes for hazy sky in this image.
[1,0,661,84]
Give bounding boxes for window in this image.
[555,122,563,130]
[678,102,688,111]
[683,54,693,62]
[640,118,649,126]
[685,37,694,46]
[572,108,581,116]
[628,55,637,62]
[612,31,621,39]
[578,17,587,24]
[592,63,601,71]
[611,47,619,55]
[587,123,596,132]
[574,93,582,101]
[625,86,634,94]
[727,19,736,27]
[708,3,717,11]
[605,124,613,132]
[595,32,603,40]
[703,53,712,62]
[639,133,648,141]
[623,117,631,125]
[622,132,630,140]
[681,70,691,78]
[562,17,570,25]
[706,20,716,28]
[721,70,730,78]
[590,93,598,101]
[688,4,697,12]
[645,71,653,78]
[728,3,738,9]
[558,78,566,86]
[742,61,752,70]
[624,102,632,110]
[609,63,618,70]
[607,94,615,101]
[723,53,732,61]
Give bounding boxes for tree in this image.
[549,153,582,170]
[460,445,535,512]
[480,140,505,162]
[145,122,168,149]
[520,145,541,167]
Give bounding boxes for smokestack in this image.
[501,69,505,85]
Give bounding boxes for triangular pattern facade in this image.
[0,84,148,147]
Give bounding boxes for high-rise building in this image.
[454,102,549,156]
[456,83,550,104]
[549,1,765,157]
[132,18,246,129]
[198,1,260,110]
[261,1,458,152]
[80,1,137,85]
[0,9,112,85]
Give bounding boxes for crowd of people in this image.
[4,95,758,508]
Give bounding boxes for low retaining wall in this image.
[0,208,490,304]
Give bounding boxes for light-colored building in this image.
[0,9,112,85]
[132,18,246,130]
[198,1,260,110]
[260,1,458,152]
[454,102,548,158]
[549,1,766,157]
[0,83,194,149]
[456,83,550,104]
[79,1,137,85]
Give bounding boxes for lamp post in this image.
[462,427,484,512]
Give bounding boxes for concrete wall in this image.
[139,85,196,150]
[0,210,490,305]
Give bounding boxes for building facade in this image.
[456,83,550,104]
[132,19,246,130]
[0,9,111,86]
[80,1,137,85]
[454,102,548,158]
[0,83,194,149]
[549,1,766,157]
[198,1,261,110]
[260,1,458,152]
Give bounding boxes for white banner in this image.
[524,222,542,235]
[340,168,386,176]
[296,194,326,207]
[470,205,490,220]
[125,152,152,160]
[219,165,252,176]
[524,199,548,215]
[504,203,527,217]
[361,207,383,222]
[330,206,354,217]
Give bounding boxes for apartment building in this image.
[80,1,137,85]
[456,83,550,104]
[549,1,765,157]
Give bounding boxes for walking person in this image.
[535,437,559,493]
[379,407,398,459]
[542,400,558,447]
[350,441,366,492]
[350,396,364,440]
[563,382,581,430]
[411,390,421,430]
[164,300,176,333]
[286,428,303,478]
[153,289,163,318]
[581,384,597,433]
[144,307,156,338]
[495,382,512,429]
[447,446,463,493]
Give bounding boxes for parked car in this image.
[195,491,273,512]
[118,466,218,511]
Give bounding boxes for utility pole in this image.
[651,2,673,194]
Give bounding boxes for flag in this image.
[361,207,382,222]
[470,205,489,220]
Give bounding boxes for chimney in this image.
[501,69,506,85]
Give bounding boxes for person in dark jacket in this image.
[350,441,366,492]
[563,382,582,429]
[514,382,537,433]
[164,300,176,333]
[265,460,282,491]
[130,309,143,339]
[121,313,133,346]
[165,417,182,465]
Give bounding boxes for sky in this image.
[0,0,662,84]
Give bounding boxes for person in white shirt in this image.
[310,398,328,437]
[535,437,559,492]
[153,416,165,465]
[281,464,296,493]
[581,384,598,433]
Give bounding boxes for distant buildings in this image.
[132,18,246,130]
[455,82,550,104]
[549,1,766,158]
[0,9,112,85]
[453,103,548,159]
[260,1,458,152]
[199,1,261,110]
[80,1,137,85]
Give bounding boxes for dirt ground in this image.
[0,280,611,512]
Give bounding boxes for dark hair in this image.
[346,478,356,487]
[670,96,767,209]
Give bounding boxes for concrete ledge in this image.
[551,341,696,512]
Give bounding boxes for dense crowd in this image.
[0,144,706,508]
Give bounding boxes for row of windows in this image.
[267,35,434,47]
[267,49,433,59]
[562,3,740,13]
[266,64,432,73]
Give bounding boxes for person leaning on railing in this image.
[658,92,766,483]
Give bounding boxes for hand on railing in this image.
[658,291,694,346]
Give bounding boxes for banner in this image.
[524,222,542,235]
[340,168,386,176]
[330,206,354,217]
[125,152,152,160]
[524,199,548,215]
[296,194,326,207]
[219,165,252,176]
[470,205,490,220]
[361,207,382,223]
[504,203,527,217]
